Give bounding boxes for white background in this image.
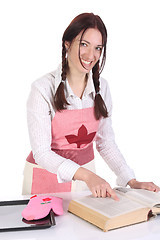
[0,0,160,197]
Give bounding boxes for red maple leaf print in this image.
[65,125,96,148]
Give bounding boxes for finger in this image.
[147,182,159,192]
[106,192,111,198]
[153,183,160,192]
[153,185,160,192]
[155,188,160,192]
[101,189,107,198]
[96,189,101,198]
[92,189,98,198]
[155,186,160,192]
[107,187,119,201]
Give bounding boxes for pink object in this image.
[22,195,63,221]
[31,168,71,194]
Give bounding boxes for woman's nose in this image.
[86,47,94,60]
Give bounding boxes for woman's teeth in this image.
[81,59,92,65]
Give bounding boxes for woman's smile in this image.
[81,58,93,69]
[66,28,103,75]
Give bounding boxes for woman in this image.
[22,13,159,198]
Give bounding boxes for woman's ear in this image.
[64,41,70,51]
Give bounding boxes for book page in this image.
[115,187,160,208]
[75,193,145,218]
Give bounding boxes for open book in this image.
[68,187,160,231]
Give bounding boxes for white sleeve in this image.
[95,78,135,186]
[27,82,80,183]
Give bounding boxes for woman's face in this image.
[65,28,103,75]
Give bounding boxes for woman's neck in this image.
[67,67,86,84]
[67,68,88,99]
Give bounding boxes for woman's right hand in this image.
[73,167,119,200]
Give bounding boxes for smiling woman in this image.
[64,29,103,102]
[66,29,103,72]
[55,13,108,120]
[22,12,160,198]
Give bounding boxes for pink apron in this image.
[26,107,100,194]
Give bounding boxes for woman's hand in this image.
[84,171,119,200]
[128,179,160,192]
[73,167,119,200]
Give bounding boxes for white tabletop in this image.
[0,191,160,240]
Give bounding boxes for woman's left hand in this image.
[128,179,160,192]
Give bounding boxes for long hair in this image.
[54,12,108,120]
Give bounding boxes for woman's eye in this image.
[81,42,87,47]
[96,47,102,51]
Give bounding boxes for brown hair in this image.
[54,12,108,120]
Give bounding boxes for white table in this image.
[0,191,160,240]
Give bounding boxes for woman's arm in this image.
[27,78,80,183]
[73,167,119,200]
[95,78,136,186]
